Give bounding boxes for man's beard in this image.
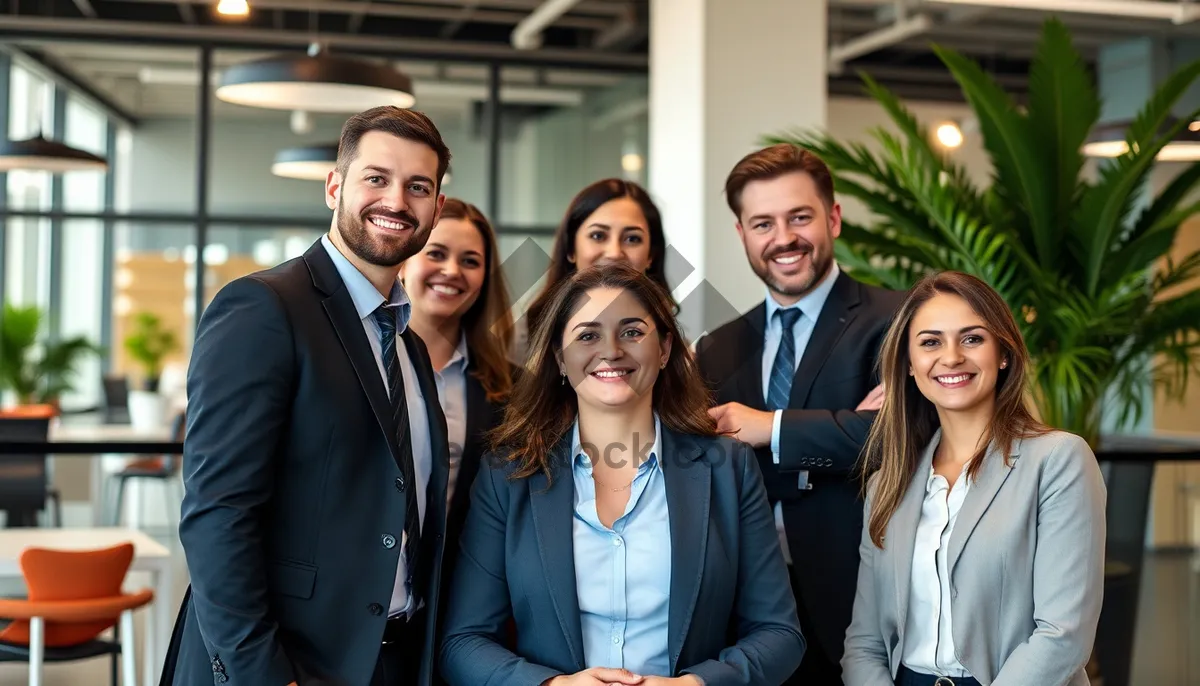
[336,195,428,267]
[749,235,834,298]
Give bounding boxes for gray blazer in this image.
[438,429,806,686]
[842,429,1106,686]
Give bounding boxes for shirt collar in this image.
[446,331,470,371]
[320,233,411,332]
[571,413,664,476]
[764,260,841,326]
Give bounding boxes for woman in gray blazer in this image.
[439,262,805,686]
[842,271,1106,686]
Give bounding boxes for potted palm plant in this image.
[766,18,1200,448]
[0,302,101,412]
[123,311,179,428]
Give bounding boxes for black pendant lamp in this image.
[0,133,107,172]
[272,143,338,181]
[217,43,415,113]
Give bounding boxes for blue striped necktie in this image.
[371,305,422,602]
[767,308,803,411]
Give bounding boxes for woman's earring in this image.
[560,371,566,385]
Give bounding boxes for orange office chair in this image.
[0,542,154,686]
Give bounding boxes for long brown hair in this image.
[491,262,717,481]
[440,198,514,402]
[861,271,1048,548]
[524,179,673,336]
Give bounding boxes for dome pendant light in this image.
[0,132,107,172]
[216,43,415,113]
[272,143,338,181]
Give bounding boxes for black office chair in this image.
[104,411,185,528]
[0,418,60,528]
[101,376,131,425]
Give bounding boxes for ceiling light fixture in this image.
[216,0,249,16]
[271,143,338,181]
[0,134,107,172]
[1083,117,1200,162]
[935,121,964,149]
[217,43,415,113]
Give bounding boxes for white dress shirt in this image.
[761,261,840,564]
[902,463,972,678]
[320,235,433,618]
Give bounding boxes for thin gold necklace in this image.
[592,473,634,492]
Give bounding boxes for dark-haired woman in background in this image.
[841,271,1105,686]
[515,179,673,361]
[440,262,804,686]
[399,197,516,577]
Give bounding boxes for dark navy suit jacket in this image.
[162,240,450,686]
[438,427,805,686]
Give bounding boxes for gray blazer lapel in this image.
[661,429,709,673]
[947,437,1022,574]
[528,442,586,671]
[891,432,938,633]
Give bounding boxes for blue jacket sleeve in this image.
[438,458,563,686]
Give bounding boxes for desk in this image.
[0,423,183,455]
[0,527,172,686]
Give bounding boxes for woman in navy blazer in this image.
[439,263,804,686]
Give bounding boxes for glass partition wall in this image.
[0,40,649,411]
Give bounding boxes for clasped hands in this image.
[544,669,702,686]
[707,384,885,447]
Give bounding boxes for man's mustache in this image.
[361,208,420,228]
[763,239,814,261]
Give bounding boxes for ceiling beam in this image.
[121,0,612,29]
[71,0,98,18]
[0,16,649,71]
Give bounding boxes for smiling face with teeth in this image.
[908,292,1007,416]
[326,130,445,272]
[558,285,671,414]
[735,171,839,305]
[400,216,486,326]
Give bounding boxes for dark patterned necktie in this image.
[768,308,803,410]
[371,305,422,604]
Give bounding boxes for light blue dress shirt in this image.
[761,261,840,564]
[320,234,432,617]
[434,333,469,508]
[570,414,672,677]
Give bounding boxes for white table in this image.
[0,527,173,686]
[48,423,175,443]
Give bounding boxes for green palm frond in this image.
[763,16,1200,445]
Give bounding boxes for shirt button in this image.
[612,537,623,547]
[395,477,405,492]
[612,636,621,644]
[382,534,396,549]
[368,603,383,616]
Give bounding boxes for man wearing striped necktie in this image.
[166,106,453,686]
[696,144,904,685]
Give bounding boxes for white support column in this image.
[649,0,829,338]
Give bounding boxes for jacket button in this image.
[368,602,383,616]
[395,476,405,492]
[382,534,396,549]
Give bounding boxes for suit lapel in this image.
[789,272,861,407]
[891,433,938,632]
[307,243,404,469]
[661,429,709,672]
[455,369,490,513]
[947,438,1021,574]
[402,329,450,521]
[529,441,585,670]
[732,304,768,408]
